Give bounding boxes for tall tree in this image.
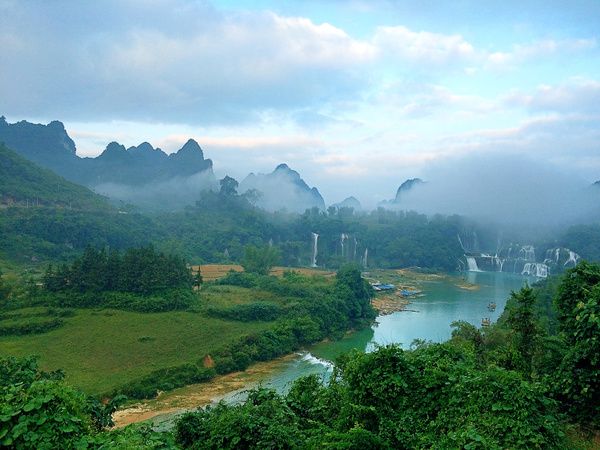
[553,261,600,423]
[505,285,544,377]
[219,175,238,197]
[240,244,281,276]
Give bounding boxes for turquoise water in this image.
[148,271,535,423]
[252,271,535,394]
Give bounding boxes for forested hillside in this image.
[0,142,109,210]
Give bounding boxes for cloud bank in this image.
[394,153,600,227]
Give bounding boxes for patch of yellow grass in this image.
[191,264,335,282]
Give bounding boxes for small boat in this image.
[400,289,420,296]
[488,302,496,311]
[481,318,491,327]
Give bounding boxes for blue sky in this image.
[1,0,599,211]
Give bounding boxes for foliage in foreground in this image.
[176,344,566,449]
[3,261,600,448]
[174,261,600,449]
[0,354,175,449]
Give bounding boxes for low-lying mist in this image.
[394,152,600,229]
[95,171,218,211]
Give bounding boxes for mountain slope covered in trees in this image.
[0,142,110,210]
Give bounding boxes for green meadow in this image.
[0,305,269,397]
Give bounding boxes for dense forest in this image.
[2,262,600,448]
[4,186,599,273]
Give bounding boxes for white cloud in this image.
[2,1,599,210]
[373,25,479,66]
[503,79,600,114]
[395,152,600,226]
[1,4,375,124]
[484,38,596,72]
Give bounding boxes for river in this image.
[218,270,535,402]
[116,270,535,426]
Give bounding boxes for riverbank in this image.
[114,269,484,427]
[369,269,433,315]
[371,293,410,315]
[113,354,298,428]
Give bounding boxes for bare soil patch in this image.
[190,265,335,282]
[112,354,297,428]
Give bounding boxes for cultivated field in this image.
[191,264,335,281]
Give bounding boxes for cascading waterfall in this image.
[472,232,480,252]
[457,234,466,251]
[492,256,504,272]
[466,257,481,271]
[464,245,579,279]
[362,248,368,269]
[546,248,560,263]
[518,245,536,261]
[522,263,548,278]
[311,232,318,267]
[340,233,348,258]
[543,248,581,270]
[565,250,579,267]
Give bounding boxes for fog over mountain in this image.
[239,164,326,214]
[95,171,219,212]
[390,152,600,228]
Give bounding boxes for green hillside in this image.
[0,142,109,211]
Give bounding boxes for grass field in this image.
[0,307,269,396]
[0,265,337,397]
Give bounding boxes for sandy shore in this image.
[112,354,297,428]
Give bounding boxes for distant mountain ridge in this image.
[1,117,389,213]
[332,196,362,211]
[0,117,81,182]
[239,163,325,213]
[0,117,217,210]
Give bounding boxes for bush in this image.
[204,301,281,322]
[214,270,258,288]
[116,364,216,400]
[0,317,64,336]
[0,355,92,448]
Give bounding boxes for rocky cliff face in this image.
[0,116,80,181]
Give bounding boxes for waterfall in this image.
[522,263,548,278]
[353,236,358,261]
[472,232,480,252]
[492,256,505,272]
[362,248,368,269]
[518,245,536,261]
[340,233,348,258]
[311,232,319,267]
[457,234,465,251]
[466,257,480,272]
[564,250,580,267]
